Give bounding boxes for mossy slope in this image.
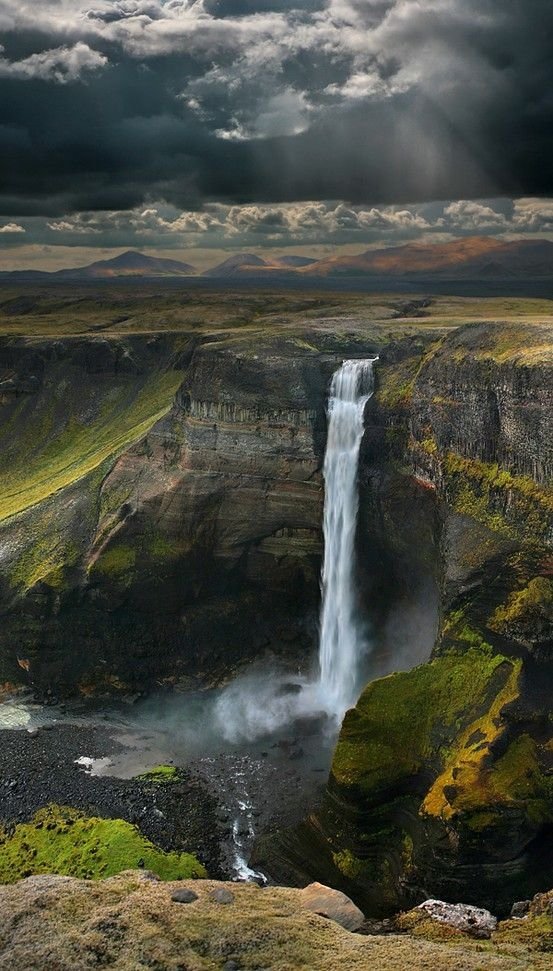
[0,805,206,883]
[0,359,183,523]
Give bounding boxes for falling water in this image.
[318,358,378,718]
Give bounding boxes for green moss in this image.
[450,320,553,365]
[6,463,109,592]
[331,848,364,880]
[487,735,553,825]
[0,368,182,523]
[401,833,414,872]
[419,437,438,456]
[93,544,136,577]
[490,577,553,629]
[137,765,179,785]
[331,640,547,835]
[442,453,553,541]
[496,914,553,952]
[376,373,415,408]
[422,656,522,821]
[455,625,493,652]
[332,645,513,799]
[0,805,206,883]
[148,536,180,561]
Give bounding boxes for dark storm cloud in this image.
[0,0,551,218]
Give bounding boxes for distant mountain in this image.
[203,253,268,277]
[203,252,317,277]
[0,250,196,281]
[299,237,553,279]
[1,239,551,285]
[276,255,317,268]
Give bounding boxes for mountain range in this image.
[1,237,553,282]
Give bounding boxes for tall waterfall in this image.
[318,358,377,718]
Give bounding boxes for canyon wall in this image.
[0,331,355,694]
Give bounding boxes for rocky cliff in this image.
[255,321,553,916]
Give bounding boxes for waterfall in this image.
[318,358,377,718]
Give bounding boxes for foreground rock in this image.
[1,872,552,971]
[408,900,497,939]
[300,881,365,931]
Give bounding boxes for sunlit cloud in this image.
[0,222,25,233]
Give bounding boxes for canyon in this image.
[0,289,551,921]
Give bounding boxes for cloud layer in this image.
[0,197,549,254]
[0,0,551,222]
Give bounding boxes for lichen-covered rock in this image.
[407,899,497,939]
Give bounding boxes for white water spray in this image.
[317,358,377,718]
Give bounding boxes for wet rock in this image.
[171,888,198,904]
[415,899,497,939]
[299,882,365,931]
[209,887,235,905]
[510,899,531,919]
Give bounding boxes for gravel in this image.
[0,723,224,877]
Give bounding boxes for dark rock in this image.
[510,900,531,919]
[171,888,199,904]
[209,887,235,905]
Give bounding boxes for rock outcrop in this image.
[299,881,365,930]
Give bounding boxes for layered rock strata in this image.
[0,332,351,693]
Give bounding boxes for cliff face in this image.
[0,330,360,694]
[256,322,553,916]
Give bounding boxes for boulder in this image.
[171,888,198,904]
[510,900,531,919]
[415,899,497,939]
[299,882,364,931]
[209,887,235,905]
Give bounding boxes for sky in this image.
[0,0,552,269]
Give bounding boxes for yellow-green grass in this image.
[1,287,551,339]
[0,369,182,522]
[443,453,553,537]
[4,871,552,971]
[0,805,206,883]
